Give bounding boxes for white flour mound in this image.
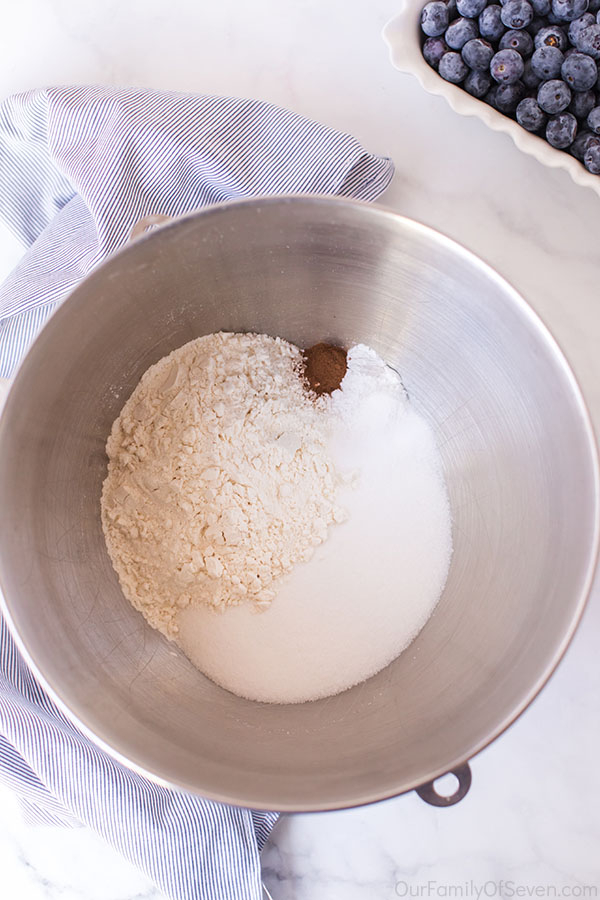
[101,332,345,637]
[176,345,453,704]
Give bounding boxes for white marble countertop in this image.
[1,0,600,897]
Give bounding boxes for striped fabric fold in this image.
[0,84,394,900]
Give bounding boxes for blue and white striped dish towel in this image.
[0,85,394,900]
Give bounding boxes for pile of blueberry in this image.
[420,0,600,173]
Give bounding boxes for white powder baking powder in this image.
[176,344,453,703]
[101,332,345,637]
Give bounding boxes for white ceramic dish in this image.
[382,1,600,199]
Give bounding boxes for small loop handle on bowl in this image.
[415,763,472,807]
[128,214,172,243]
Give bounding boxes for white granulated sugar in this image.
[101,332,345,637]
[176,344,453,704]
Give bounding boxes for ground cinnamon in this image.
[302,342,347,396]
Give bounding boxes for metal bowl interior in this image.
[0,196,597,811]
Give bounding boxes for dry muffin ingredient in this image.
[302,342,347,395]
[101,332,346,637]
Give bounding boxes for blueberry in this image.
[479,3,506,38]
[439,50,470,81]
[495,79,527,110]
[463,37,495,68]
[584,139,600,170]
[587,105,600,129]
[538,78,572,111]
[500,28,535,54]
[569,87,596,116]
[570,129,600,157]
[491,48,526,82]
[527,14,548,31]
[446,0,458,15]
[485,84,501,107]
[551,0,589,19]
[531,45,565,78]
[445,16,479,48]
[421,1,450,35]
[561,52,598,89]
[423,36,449,67]
[590,0,600,9]
[456,0,488,15]
[530,0,551,11]
[523,57,543,85]
[464,69,494,96]
[577,23,600,55]
[597,6,600,16]
[516,96,548,129]
[569,11,596,42]
[501,0,534,27]
[546,111,578,145]
[534,24,568,47]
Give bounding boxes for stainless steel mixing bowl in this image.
[0,196,598,811]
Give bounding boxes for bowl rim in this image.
[1,193,599,812]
